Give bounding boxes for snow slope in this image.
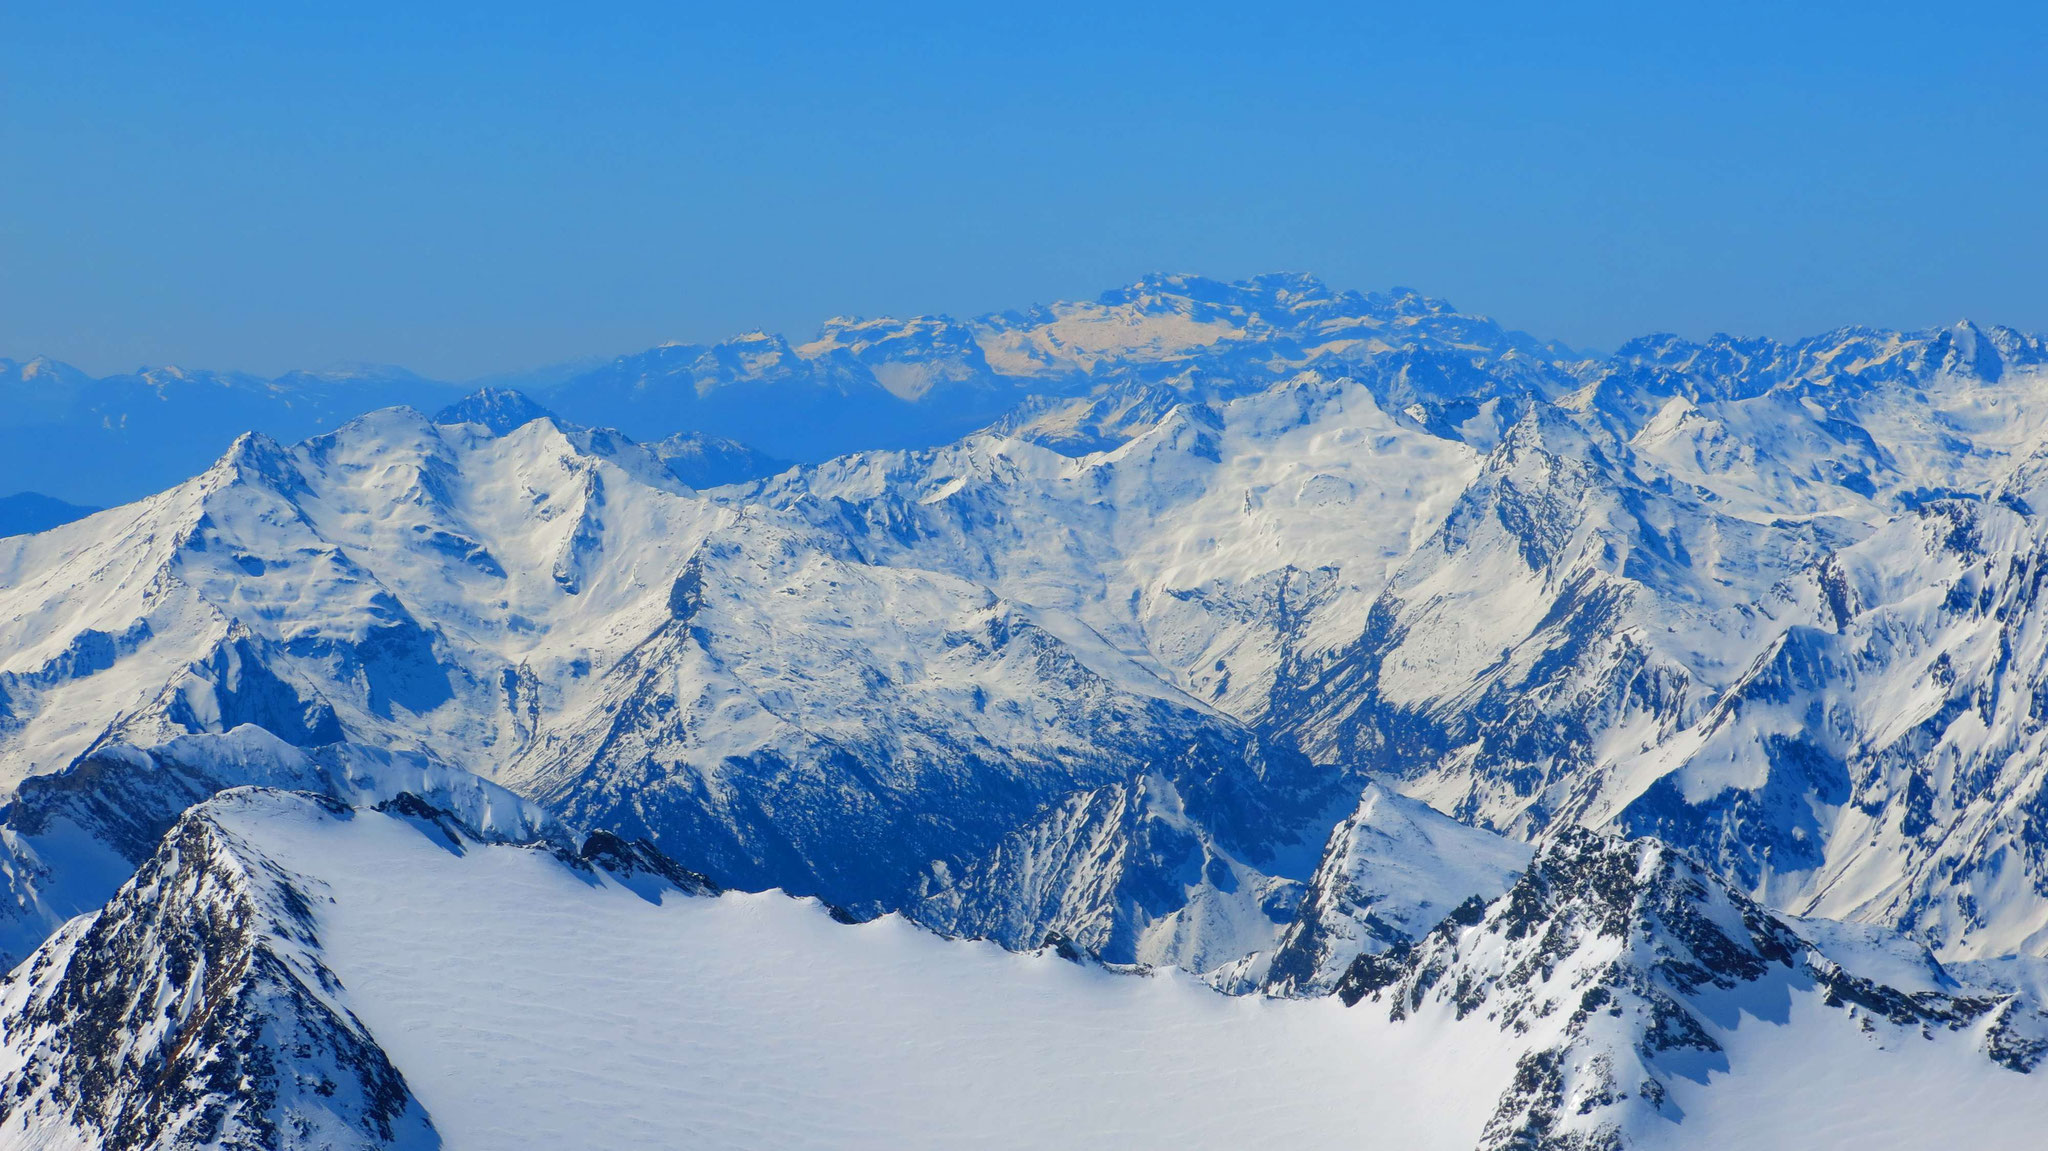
[1339,827,2048,1150]
[282,800,1507,1151]
[7,784,2047,1151]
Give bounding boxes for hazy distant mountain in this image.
[9,274,2048,1146]
[532,273,1576,461]
[0,273,1571,505]
[0,357,461,505]
[0,492,97,538]
[462,353,614,393]
[640,430,790,488]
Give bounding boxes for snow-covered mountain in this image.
[11,274,2048,1146]
[1233,783,1533,996]
[0,273,1562,507]
[4,782,2043,1150]
[0,775,707,1150]
[1336,827,2048,1150]
[0,392,1351,973]
[15,282,2048,976]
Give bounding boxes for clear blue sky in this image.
[3,1,2044,378]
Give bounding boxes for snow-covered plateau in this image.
[6,273,2048,1147]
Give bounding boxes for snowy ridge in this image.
[0,725,566,968]
[5,789,2047,1150]
[0,789,440,1151]
[1338,828,2048,1150]
[1238,783,1533,996]
[10,275,2048,1146]
[0,780,710,1151]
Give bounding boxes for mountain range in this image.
[4,273,2048,1147]
[0,274,1564,506]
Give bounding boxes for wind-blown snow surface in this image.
[1634,999,2045,1151]
[275,804,1502,1151]
[8,787,2046,1151]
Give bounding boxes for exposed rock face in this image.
[1255,784,1531,996]
[0,737,308,969]
[0,782,713,1150]
[0,792,439,1151]
[1339,829,2048,1150]
[912,749,1345,970]
[576,827,721,899]
[430,387,554,438]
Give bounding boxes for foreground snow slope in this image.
[0,786,1509,1151]
[288,807,1506,1151]
[7,784,2048,1151]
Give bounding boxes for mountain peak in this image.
[0,789,440,1150]
[1,356,91,387]
[432,387,556,436]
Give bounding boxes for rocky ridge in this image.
[1337,829,2048,1149]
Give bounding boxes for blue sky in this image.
[3,1,2044,378]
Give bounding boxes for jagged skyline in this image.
[5,271,2040,509]
[9,277,2048,1144]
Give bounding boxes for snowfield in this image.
[265,801,1510,1151]
[10,787,2044,1151]
[1637,992,2048,1151]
